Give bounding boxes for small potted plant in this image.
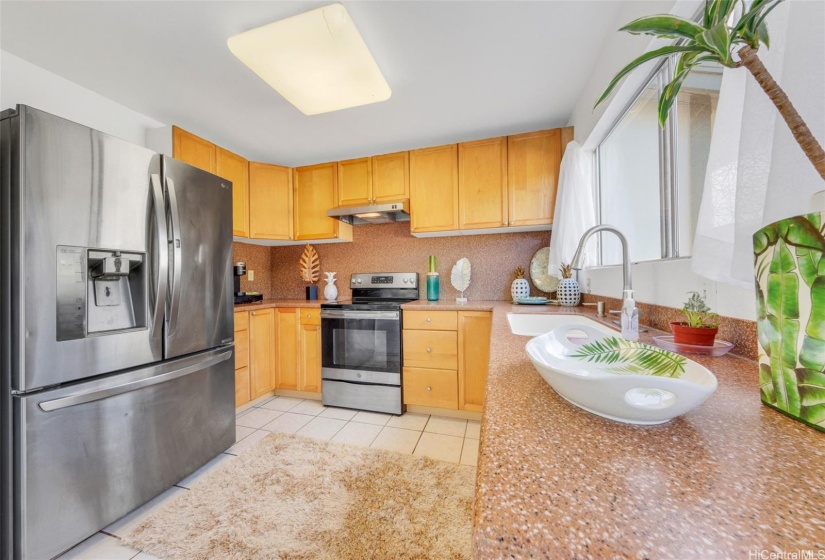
[671,291,720,346]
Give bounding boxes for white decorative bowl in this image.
[525,322,717,424]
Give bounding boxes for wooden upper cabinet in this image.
[410,144,459,233]
[249,162,293,240]
[507,129,561,227]
[371,151,409,203]
[216,147,250,237]
[172,126,216,174]
[337,157,372,206]
[294,162,352,241]
[458,137,508,230]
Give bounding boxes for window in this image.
[596,59,722,265]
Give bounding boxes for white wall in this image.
[567,0,756,321]
[0,50,163,146]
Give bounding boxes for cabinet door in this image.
[299,323,322,393]
[172,126,216,174]
[409,144,459,233]
[217,147,250,237]
[294,162,347,240]
[275,309,299,391]
[372,151,409,203]
[249,162,293,240]
[249,309,275,399]
[337,157,372,206]
[458,137,508,230]
[457,311,492,412]
[507,129,561,227]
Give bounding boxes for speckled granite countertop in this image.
[234,298,322,312]
[410,301,825,558]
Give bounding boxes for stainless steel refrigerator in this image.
[0,105,236,559]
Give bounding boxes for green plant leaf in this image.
[796,247,822,287]
[800,276,825,372]
[696,21,733,64]
[709,0,737,26]
[754,216,825,256]
[619,15,705,40]
[755,282,774,355]
[569,337,686,378]
[797,368,825,426]
[760,363,775,404]
[594,45,703,109]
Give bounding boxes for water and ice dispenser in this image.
[56,246,147,341]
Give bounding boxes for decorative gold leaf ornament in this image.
[299,245,320,283]
[560,263,573,279]
[515,266,525,279]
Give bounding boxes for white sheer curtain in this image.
[691,0,825,288]
[548,141,597,277]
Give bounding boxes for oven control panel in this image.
[350,273,418,289]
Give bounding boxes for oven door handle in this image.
[320,310,400,320]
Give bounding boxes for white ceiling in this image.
[0,1,624,166]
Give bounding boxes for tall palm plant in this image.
[595,0,825,182]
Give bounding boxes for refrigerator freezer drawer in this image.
[13,347,235,560]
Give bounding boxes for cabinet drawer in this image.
[403,330,457,370]
[234,329,249,370]
[300,308,321,326]
[403,310,457,331]
[403,367,458,409]
[235,366,251,408]
[234,311,249,332]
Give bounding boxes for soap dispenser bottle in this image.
[621,289,639,342]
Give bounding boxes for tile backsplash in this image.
[232,242,273,298]
[258,222,552,301]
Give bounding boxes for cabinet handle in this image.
[307,314,311,318]
[502,221,507,226]
[251,312,256,316]
[426,386,432,392]
[426,317,431,322]
[426,347,431,353]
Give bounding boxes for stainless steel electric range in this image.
[320,272,419,415]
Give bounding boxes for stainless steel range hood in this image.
[327,200,410,225]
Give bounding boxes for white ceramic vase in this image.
[557,278,581,306]
[323,272,338,301]
[511,278,530,301]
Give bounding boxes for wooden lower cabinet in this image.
[249,309,276,399]
[234,311,251,407]
[402,310,491,412]
[275,308,321,393]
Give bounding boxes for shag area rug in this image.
[123,433,476,559]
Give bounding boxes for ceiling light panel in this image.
[228,3,391,116]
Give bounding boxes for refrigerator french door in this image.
[1,105,235,560]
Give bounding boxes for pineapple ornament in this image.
[511,266,530,302]
[557,263,581,306]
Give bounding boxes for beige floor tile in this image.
[260,412,314,434]
[413,432,463,463]
[260,396,304,412]
[370,426,422,454]
[319,407,359,421]
[176,453,235,489]
[424,416,468,437]
[465,421,481,440]
[225,429,271,455]
[236,425,255,442]
[387,412,429,431]
[460,438,479,466]
[330,421,383,447]
[57,532,140,560]
[235,407,284,429]
[295,417,347,441]
[290,400,327,416]
[104,487,186,538]
[351,410,392,426]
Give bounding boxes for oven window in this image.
[332,328,388,369]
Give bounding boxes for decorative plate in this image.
[652,335,735,357]
[529,247,560,293]
[515,297,549,305]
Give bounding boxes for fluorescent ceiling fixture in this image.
[227,3,391,116]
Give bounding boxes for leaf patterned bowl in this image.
[526,322,718,424]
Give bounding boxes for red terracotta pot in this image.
[670,322,718,346]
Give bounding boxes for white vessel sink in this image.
[512,314,717,425]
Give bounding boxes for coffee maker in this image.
[233,262,263,305]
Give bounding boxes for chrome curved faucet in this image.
[570,225,632,295]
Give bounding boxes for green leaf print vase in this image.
[753,211,825,432]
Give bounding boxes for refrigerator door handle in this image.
[37,350,232,411]
[165,175,183,335]
[150,174,169,339]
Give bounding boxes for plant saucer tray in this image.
[514,297,549,305]
[652,335,735,357]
